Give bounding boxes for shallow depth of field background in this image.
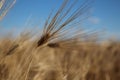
[0,0,120,80]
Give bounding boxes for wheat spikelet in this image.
[37,0,95,48]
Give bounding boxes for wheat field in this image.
[0,0,120,80]
[0,35,120,80]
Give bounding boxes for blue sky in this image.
[0,0,120,39]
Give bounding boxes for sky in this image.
[0,0,120,39]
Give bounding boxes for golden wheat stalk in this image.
[37,0,95,48]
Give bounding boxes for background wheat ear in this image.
[6,44,19,56]
[37,0,95,48]
[0,0,16,20]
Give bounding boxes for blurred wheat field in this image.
[0,0,120,80]
[0,37,120,80]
